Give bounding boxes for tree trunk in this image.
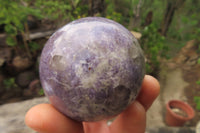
[89,0,105,16]
[129,0,143,29]
[160,0,185,36]
[143,11,153,27]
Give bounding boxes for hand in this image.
[25,75,160,133]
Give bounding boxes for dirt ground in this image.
[147,40,200,127]
[165,40,200,126]
[176,40,200,126]
[184,64,200,126]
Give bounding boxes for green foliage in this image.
[196,80,200,85]
[0,0,42,49]
[195,80,200,110]
[3,78,17,89]
[194,96,200,111]
[198,58,200,64]
[0,0,89,56]
[105,0,123,23]
[29,0,88,21]
[141,1,166,28]
[168,0,200,41]
[0,0,42,46]
[141,23,168,74]
[38,88,44,96]
[29,42,41,52]
[6,36,17,46]
[106,12,123,23]
[33,0,71,20]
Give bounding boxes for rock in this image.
[0,97,48,133]
[6,97,23,104]
[196,121,200,133]
[29,79,41,91]
[146,127,195,133]
[0,33,7,47]
[174,54,188,64]
[0,74,4,86]
[173,40,199,66]
[1,92,16,100]
[0,87,23,104]
[0,58,5,67]
[131,31,142,40]
[16,71,36,88]
[12,56,33,72]
[23,79,42,97]
[0,96,196,133]
[0,47,13,67]
[186,58,198,66]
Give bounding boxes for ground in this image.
[174,40,200,126]
[184,63,200,126]
[147,40,200,127]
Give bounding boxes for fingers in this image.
[25,104,83,133]
[109,75,160,133]
[110,101,146,133]
[83,119,110,133]
[136,75,160,111]
[25,75,160,133]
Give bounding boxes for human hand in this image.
[25,75,160,133]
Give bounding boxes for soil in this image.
[183,64,200,126]
[171,40,200,126]
[171,107,188,117]
[147,40,200,127]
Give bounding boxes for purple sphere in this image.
[39,17,145,122]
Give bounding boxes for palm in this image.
[83,101,146,133]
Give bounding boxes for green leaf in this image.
[3,77,17,89]
[194,96,200,110]
[73,0,80,7]
[5,24,17,35]
[196,80,200,85]
[39,88,44,96]
[6,36,16,46]
[197,58,200,65]
[29,42,40,51]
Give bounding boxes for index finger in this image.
[25,104,84,133]
[136,75,160,110]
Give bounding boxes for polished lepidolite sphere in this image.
[39,17,145,122]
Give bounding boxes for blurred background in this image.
[0,0,199,131]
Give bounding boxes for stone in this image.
[173,54,188,64]
[23,79,42,97]
[0,97,196,133]
[0,47,13,67]
[0,58,5,67]
[173,39,199,66]
[0,97,48,133]
[29,79,41,91]
[12,56,33,72]
[16,71,36,88]
[0,33,7,47]
[0,74,3,85]
[196,121,200,133]
[131,31,142,40]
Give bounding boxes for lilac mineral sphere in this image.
[39,17,145,122]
